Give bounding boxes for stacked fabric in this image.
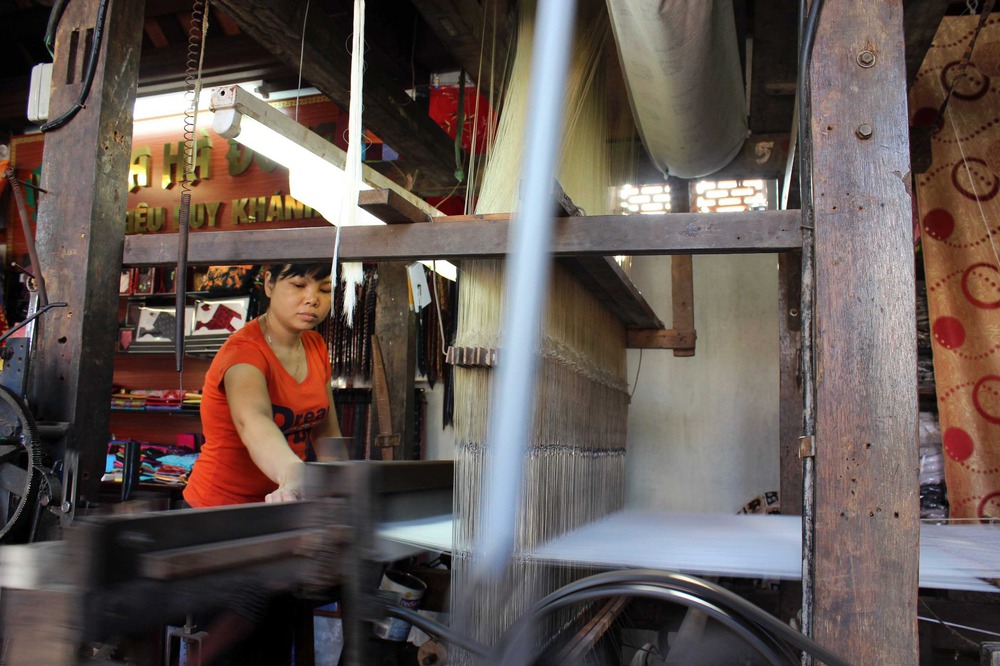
[181,391,202,413]
[103,441,199,486]
[110,390,147,410]
[141,389,186,411]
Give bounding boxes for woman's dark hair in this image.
[267,263,332,284]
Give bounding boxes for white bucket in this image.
[373,570,427,642]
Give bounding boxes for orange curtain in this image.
[911,14,1000,521]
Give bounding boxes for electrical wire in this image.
[294,0,311,122]
[43,0,71,58]
[40,0,110,133]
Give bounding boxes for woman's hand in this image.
[264,460,304,503]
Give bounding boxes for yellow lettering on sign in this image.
[162,132,213,189]
[129,147,151,192]
[285,195,304,219]
[204,201,220,227]
[266,195,284,221]
[232,198,249,225]
[226,139,252,176]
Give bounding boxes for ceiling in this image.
[0,0,981,197]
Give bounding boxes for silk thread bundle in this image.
[450,0,636,656]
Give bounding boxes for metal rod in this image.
[5,168,49,307]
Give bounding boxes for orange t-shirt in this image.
[183,319,332,507]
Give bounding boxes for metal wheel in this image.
[0,384,41,542]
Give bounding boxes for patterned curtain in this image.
[911,14,1000,520]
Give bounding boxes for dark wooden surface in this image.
[123,209,803,265]
[370,263,417,460]
[358,189,433,225]
[671,255,696,357]
[30,0,145,506]
[810,2,919,663]
[778,250,803,516]
[625,329,696,350]
[560,256,663,329]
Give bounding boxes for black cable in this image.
[43,0,72,58]
[494,584,789,666]
[381,604,490,658]
[0,303,68,346]
[40,0,110,132]
[492,570,849,666]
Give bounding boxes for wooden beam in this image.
[358,189,433,224]
[809,2,919,663]
[30,0,144,510]
[123,210,803,265]
[561,256,663,329]
[778,251,803,516]
[211,0,459,193]
[670,255,696,357]
[408,0,511,102]
[625,329,696,349]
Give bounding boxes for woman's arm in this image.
[223,363,304,502]
[313,383,343,439]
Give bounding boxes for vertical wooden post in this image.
[669,176,695,357]
[778,250,803,516]
[29,0,144,506]
[809,2,918,663]
[370,263,416,459]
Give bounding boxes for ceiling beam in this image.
[212,0,460,194]
[408,0,511,101]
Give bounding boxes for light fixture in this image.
[210,85,457,279]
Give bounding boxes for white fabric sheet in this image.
[377,509,1000,593]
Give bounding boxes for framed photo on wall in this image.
[134,267,155,295]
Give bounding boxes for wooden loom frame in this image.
[22,0,918,662]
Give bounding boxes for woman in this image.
[181,263,341,665]
[185,261,342,506]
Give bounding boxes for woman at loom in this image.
[182,262,341,666]
[184,262,342,507]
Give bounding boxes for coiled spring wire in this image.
[175,0,211,374]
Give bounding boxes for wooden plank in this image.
[625,329,696,350]
[370,265,416,460]
[31,0,144,507]
[671,255,695,357]
[809,2,919,663]
[211,0,458,193]
[123,210,803,265]
[560,256,663,329]
[778,250,803,516]
[358,189,432,225]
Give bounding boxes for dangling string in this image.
[336,0,366,327]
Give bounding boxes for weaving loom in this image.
[450,0,633,654]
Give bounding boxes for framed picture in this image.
[119,268,134,295]
[134,267,155,295]
[117,326,135,352]
[125,301,144,327]
[135,305,194,342]
[192,296,250,336]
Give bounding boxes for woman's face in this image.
[265,270,333,330]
